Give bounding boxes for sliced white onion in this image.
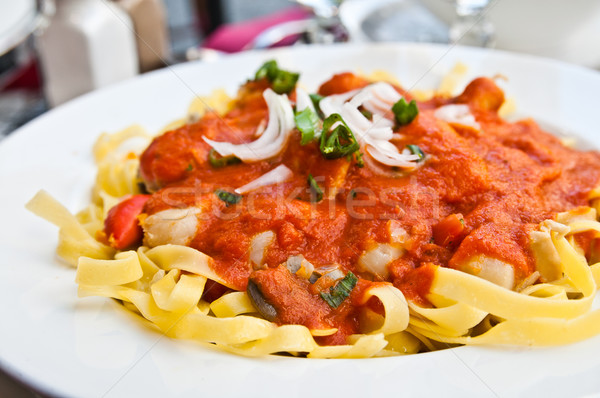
[366,126,395,141]
[338,103,393,142]
[200,81,415,170]
[348,89,373,108]
[434,104,480,129]
[319,89,359,117]
[372,114,394,128]
[362,82,401,116]
[295,87,315,113]
[203,88,295,161]
[372,81,402,102]
[341,102,373,138]
[358,243,404,279]
[234,164,293,194]
[365,141,420,168]
[364,100,390,115]
[254,118,267,137]
[361,148,406,177]
[249,231,275,270]
[319,82,422,170]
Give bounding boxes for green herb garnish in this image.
[309,93,324,115]
[272,70,299,94]
[185,164,193,172]
[406,144,426,162]
[254,60,299,94]
[307,174,323,202]
[208,149,241,168]
[215,189,241,207]
[320,272,358,309]
[392,98,419,126]
[294,108,320,145]
[319,113,360,159]
[255,60,278,81]
[360,108,373,120]
[355,151,364,168]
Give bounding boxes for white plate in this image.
[2,43,600,398]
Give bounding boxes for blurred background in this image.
[0,1,599,393]
[1,0,600,144]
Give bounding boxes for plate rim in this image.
[2,41,600,397]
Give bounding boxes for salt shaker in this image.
[36,0,139,107]
[113,0,170,72]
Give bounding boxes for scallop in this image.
[464,255,515,290]
[358,243,404,279]
[142,207,202,247]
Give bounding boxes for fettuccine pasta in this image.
[27,60,600,358]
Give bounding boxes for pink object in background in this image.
[202,7,310,53]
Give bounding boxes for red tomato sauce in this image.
[138,73,600,343]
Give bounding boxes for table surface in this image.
[0,369,40,398]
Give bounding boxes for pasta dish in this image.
[26,60,600,358]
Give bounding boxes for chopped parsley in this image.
[254,59,299,94]
[355,151,365,168]
[208,149,241,168]
[255,60,278,80]
[309,93,324,116]
[406,144,426,162]
[320,272,358,309]
[307,174,323,202]
[215,189,241,207]
[392,98,419,126]
[319,113,360,159]
[294,107,320,145]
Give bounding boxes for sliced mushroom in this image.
[246,280,277,322]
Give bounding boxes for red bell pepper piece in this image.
[104,194,150,250]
